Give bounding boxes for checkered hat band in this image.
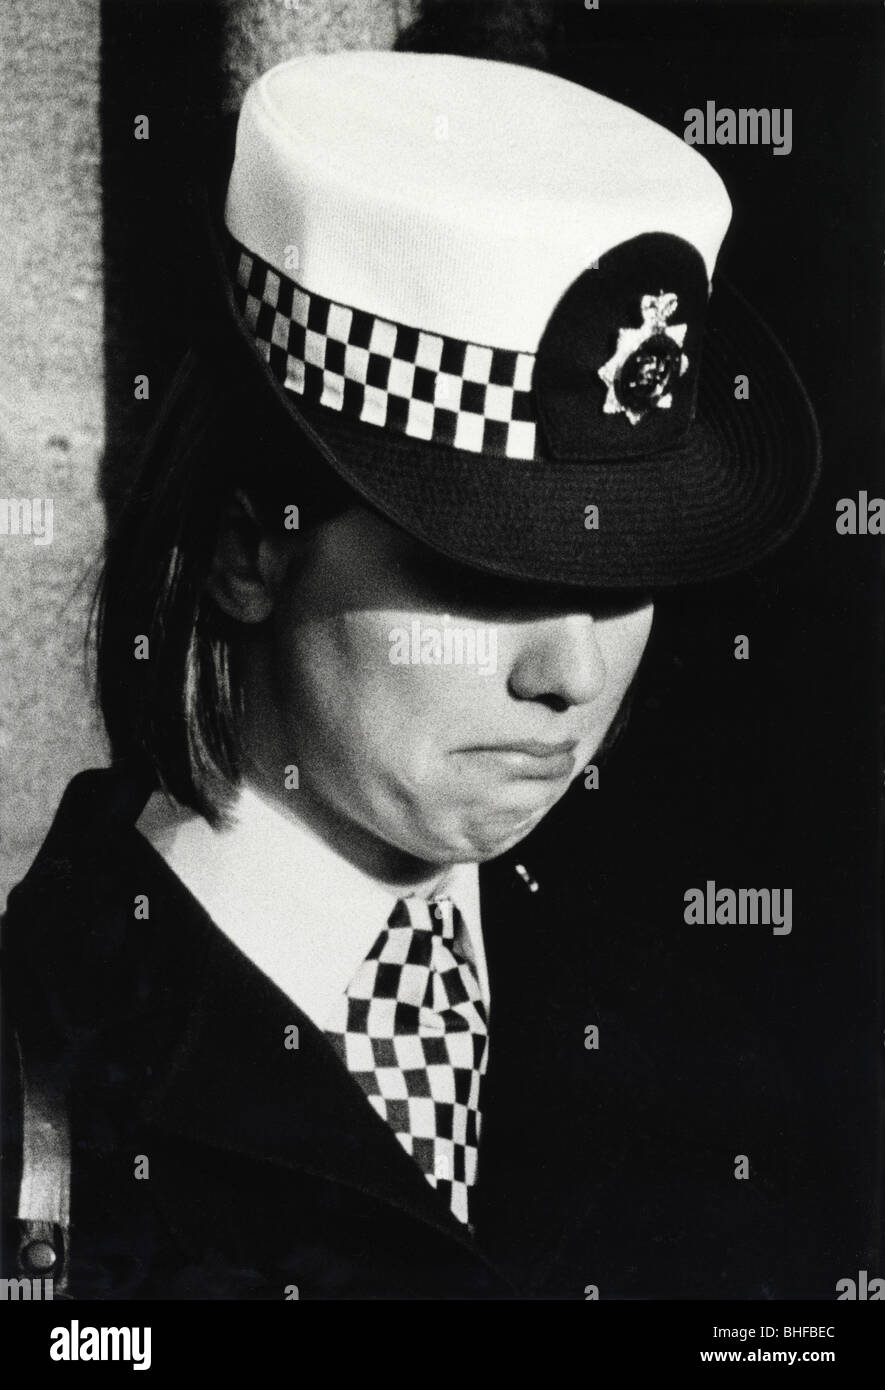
[231,241,539,460]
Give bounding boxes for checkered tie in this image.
[324,894,489,1227]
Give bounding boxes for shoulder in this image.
[2,766,212,1038]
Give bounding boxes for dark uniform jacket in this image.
[1,765,830,1300]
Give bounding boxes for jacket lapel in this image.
[471,845,597,1279]
[27,766,582,1288]
[133,829,510,1273]
[470,822,650,1289]
[133,810,605,1285]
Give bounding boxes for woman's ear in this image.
[207,490,295,624]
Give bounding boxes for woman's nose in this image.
[507,614,607,710]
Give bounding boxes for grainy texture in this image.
[223,0,417,108]
[0,0,107,907]
[0,0,416,910]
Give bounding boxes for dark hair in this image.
[93,346,352,826]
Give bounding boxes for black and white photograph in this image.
[0,0,882,1355]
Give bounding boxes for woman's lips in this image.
[458,740,579,781]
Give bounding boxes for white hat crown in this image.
[225,51,731,463]
[225,50,731,352]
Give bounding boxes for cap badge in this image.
[598,291,689,425]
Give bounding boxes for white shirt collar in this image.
[136,783,488,1030]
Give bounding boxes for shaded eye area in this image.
[394,536,650,624]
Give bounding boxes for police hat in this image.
[209,50,820,589]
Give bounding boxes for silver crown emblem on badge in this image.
[598,291,689,425]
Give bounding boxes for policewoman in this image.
[2,51,820,1299]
